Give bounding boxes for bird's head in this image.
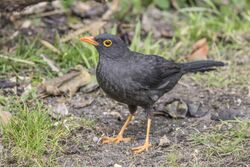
[80,33,129,58]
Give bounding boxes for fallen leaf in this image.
[80,76,99,93]
[187,101,208,118]
[165,99,188,119]
[159,135,171,147]
[0,80,16,89]
[71,96,94,109]
[186,38,209,61]
[71,1,108,18]
[0,111,12,126]
[38,65,91,98]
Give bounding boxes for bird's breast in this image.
[96,61,129,101]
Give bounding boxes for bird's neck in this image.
[99,50,131,61]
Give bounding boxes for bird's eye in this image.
[103,40,112,47]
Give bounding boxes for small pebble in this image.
[93,136,99,143]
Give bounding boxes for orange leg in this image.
[131,118,152,154]
[101,114,133,144]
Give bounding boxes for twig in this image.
[0,54,35,66]
[102,0,119,20]
[36,10,66,17]
[39,54,62,75]
[40,39,61,54]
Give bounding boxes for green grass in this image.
[190,119,250,159]
[166,151,180,166]
[0,87,97,166]
[0,94,66,166]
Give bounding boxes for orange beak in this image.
[80,36,99,46]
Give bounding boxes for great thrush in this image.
[80,33,224,154]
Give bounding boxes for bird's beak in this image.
[80,36,99,46]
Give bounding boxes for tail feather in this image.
[181,60,224,73]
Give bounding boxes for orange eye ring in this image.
[103,40,112,47]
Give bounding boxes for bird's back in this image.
[96,52,183,107]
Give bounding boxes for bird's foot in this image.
[101,135,132,144]
[131,142,151,154]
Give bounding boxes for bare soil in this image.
[55,77,250,167]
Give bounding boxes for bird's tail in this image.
[181,60,224,73]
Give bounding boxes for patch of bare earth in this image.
[54,76,250,167]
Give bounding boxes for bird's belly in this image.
[96,73,149,106]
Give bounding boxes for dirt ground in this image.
[53,76,250,167]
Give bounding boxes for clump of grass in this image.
[176,0,250,42]
[166,152,179,166]
[55,40,98,69]
[190,119,250,159]
[1,95,66,166]
[130,21,172,58]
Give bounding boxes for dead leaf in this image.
[0,80,16,89]
[0,111,12,126]
[80,76,99,93]
[71,1,108,18]
[71,96,94,109]
[159,135,171,147]
[38,65,91,98]
[187,101,208,118]
[166,99,188,119]
[186,38,209,61]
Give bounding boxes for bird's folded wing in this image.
[129,54,181,90]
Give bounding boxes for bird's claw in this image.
[101,135,132,144]
[131,143,151,154]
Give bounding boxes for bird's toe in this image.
[101,135,132,144]
[131,143,151,154]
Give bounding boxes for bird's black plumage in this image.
[81,33,224,153]
[93,34,224,115]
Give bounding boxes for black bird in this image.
[80,33,224,154]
